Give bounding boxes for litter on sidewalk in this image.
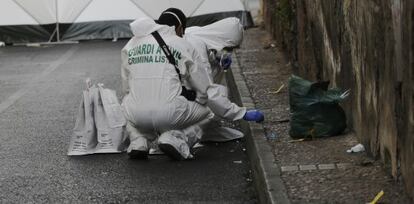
[266,131,278,140]
[368,190,384,204]
[288,75,349,139]
[346,143,365,153]
[268,84,285,94]
[288,138,306,143]
[263,43,276,49]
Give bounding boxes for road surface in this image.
[0,41,256,203]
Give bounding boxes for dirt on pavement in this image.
[235,27,410,203]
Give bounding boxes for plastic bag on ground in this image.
[346,143,365,153]
[288,75,348,139]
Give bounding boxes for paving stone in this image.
[318,164,336,170]
[243,103,256,109]
[241,97,254,103]
[281,165,299,172]
[336,163,352,169]
[299,165,317,171]
[234,75,244,81]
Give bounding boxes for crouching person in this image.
[121,8,264,161]
[121,8,212,160]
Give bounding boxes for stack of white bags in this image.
[67,80,127,155]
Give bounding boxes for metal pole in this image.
[56,0,60,42]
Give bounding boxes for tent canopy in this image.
[0,0,254,43]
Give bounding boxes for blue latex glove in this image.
[220,54,232,70]
[243,110,264,123]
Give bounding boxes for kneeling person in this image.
[121,8,264,160]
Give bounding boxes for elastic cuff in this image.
[233,107,247,121]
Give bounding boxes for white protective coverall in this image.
[121,18,246,158]
[184,18,246,141]
[184,17,244,81]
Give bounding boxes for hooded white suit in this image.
[184,18,247,141]
[184,17,244,82]
[121,18,245,159]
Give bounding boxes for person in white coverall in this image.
[121,8,264,160]
[184,17,243,83]
[184,18,246,142]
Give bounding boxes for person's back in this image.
[122,18,182,106]
[122,18,202,130]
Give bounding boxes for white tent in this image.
[60,0,148,41]
[0,0,55,42]
[0,0,254,43]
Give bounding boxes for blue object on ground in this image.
[243,110,264,123]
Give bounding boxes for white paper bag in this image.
[93,85,127,153]
[67,89,97,156]
[67,81,127,156]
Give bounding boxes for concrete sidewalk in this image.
[230,27,410,203]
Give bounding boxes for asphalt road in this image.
[0,41,256,203]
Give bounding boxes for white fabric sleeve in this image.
[181,46,212,105]
[184,35,214,80]
[180,39,246,120]
[121,49,130,96]
[206,84,246,121]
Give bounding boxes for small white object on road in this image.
[233,160,243,164]
[149,148,164,155]
[193,143,204,149]
[346,143,365,153]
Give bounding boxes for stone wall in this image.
[262,0,414,199]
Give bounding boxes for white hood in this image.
[129,17,165,37]
[185,17,244,51]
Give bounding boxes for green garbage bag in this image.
[289,75,349,139]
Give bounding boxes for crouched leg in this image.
[126,121,157,159]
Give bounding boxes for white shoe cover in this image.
[158,131,191,160]
[127,137,148,153]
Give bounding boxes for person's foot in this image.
[158,143,185,161]
[127,137,149,160]
[158,131,191,161]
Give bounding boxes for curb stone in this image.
[227,54,291,204]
